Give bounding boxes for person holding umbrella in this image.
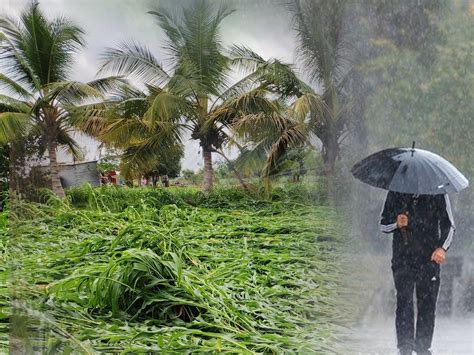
[380,191,454,354]
[351,143,469,355]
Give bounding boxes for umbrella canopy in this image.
[351,145,469,195]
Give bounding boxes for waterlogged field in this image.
[2,185,343,353]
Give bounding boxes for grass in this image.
[3,184,343,353]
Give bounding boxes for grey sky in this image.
[1,0,298,170]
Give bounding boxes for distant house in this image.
[37,160,100,188]
[58,160,100,188]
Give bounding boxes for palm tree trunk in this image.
[48,140,65,198]
[322,133,339,203]
[198,94,215,194]
[202,148,213,193]
[214,149,249,190]
[8,143,20,197]
[322,84,341,177]
[323,147,337,175]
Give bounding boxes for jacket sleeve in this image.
[439,194,455,251]
[380,191,398,233]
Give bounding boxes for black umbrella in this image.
[351,143,469,195]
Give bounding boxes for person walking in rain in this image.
[380,192,455,355]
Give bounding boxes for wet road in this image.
[348,317,474,354]
[343,254,474,354]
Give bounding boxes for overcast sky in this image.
[0,0,298,170]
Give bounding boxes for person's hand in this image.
[431,248,446,264]
[396,214,408,228]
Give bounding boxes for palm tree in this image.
[74,84,184,182]
[287,0,354,175]
[94,0,281,193]
[0,1,122,197]
[224,47,325,185]
[230,101,309,187]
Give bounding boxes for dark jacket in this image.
[380,192,455,264]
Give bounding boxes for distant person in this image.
[380,192,455,355]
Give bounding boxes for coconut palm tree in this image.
[287,0,354,175]
[224,46,327,184]
[74,84,184,182]
[94,0,282,193]
[0,1,122,197]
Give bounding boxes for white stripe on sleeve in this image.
[380,222,398,233]
[442,194,456,250]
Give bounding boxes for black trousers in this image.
[392,259,440,352]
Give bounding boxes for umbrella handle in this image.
[401,211,409,246]
[401,228,408,245]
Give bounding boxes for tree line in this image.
[1,0,468,200]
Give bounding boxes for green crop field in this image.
[1,185,343,353]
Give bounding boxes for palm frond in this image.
[0,111,30,143]
[261,123,307,179]
[209,87,282,129]
[257,59,313,98]
[224,50,312,103]
[0,73,33,98]
[45,16,85,83]
[150,0,233,96]
[148,7,184,55]
[288,0,352,88]
[99,116,150,148]
[57,128,83,159]
[145,90,193,126]
[166,59,204,100]
[212,70,261,108]
[120,141,183,180]
[0,18,41,90]
[44,81,106,106]
[86,76,129,95]
[114,84,148,101]
[104,114,184,180]
[68,102,108,137]
[18,2,85,84]
[228,45,266,73]
[0,94,31,113]
[232,112,307,180]
[98,41,170,86]
[289,92,329,124]
[64,82,140,139]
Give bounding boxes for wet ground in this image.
[348,316,474,354]
[344,253,474,354]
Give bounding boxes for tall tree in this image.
[94,0,281,193]
[77,84,184,182]
[288,0,354,175]
[223,46,327,185]
[0,1,122,197]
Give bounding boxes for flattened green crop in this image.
[3,186,343,353]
